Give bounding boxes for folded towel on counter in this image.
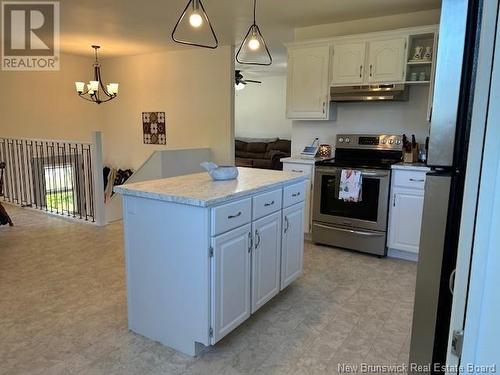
[338,169,363,202]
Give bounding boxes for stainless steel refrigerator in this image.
[409,0,482,372]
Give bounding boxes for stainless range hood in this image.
[331,84,409,102]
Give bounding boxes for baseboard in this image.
[388,248,418,262]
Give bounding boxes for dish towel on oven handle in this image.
[339,169,363,202]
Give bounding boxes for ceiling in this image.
[60,0,441,73]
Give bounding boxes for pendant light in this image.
[171,0,218,49]
[75,46,118,105]
[236,0,272,66]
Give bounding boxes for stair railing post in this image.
[91,131,106,226]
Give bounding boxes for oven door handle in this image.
[361,172,389,178]
[314,223,384,237]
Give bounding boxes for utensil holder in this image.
[404,147,419,163]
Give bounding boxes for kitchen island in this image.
[114,167,307,356]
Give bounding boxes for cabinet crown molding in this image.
[285,24,438,49]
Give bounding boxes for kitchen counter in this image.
[114,168,307,356]
[392,162,430,172]
[114,167,307,207]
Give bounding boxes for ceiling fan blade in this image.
[245,80,262,84]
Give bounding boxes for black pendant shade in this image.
[236,0,272,66]
[172,0,218,49]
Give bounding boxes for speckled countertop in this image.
[114,167,308,207]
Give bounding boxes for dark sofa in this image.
[235,138,291,170]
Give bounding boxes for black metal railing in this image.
[0,137,96,222]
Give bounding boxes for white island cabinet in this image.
[114,168,307,357]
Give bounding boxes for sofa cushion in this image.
[247,142,268,154]
[235,140,247,152]
[236,151,268,159]
[236,137,278,143]
[267,139,291,153]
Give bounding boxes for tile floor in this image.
[0,205,417,375]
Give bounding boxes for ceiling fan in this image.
[235,70,261,90]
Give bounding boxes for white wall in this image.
[295,9,441,41]
[0,47,235,170]
[101,46,234,169]
[235,75,292,140]
[291,86,431,155]
[0,53,102,142]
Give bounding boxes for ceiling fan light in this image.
[235,82,246,91]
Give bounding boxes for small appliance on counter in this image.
[312,134,403,257]
[300,138,320,159]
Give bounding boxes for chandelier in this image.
[75,45,119,104]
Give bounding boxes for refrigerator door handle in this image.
[449,269,456,295]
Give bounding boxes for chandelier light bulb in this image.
[109,83,119,95]
[75,81,85,93]
[248,36,260,51]
[89,81,99,91]
[189,12,203,27]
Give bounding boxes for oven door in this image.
[313,166,390,232]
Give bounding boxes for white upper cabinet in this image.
[366,38,407,84]
[331,42,367,86]
[286,44,330,120]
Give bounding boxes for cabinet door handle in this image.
[393,194,396,207]
[264,200,275,207]
[291,169,304,173]
[322,101,326,114]
[292,192,301,197]
[228,211,242,219]
[359,65,363,78]
[248,232,253,253]
[255,229,261,249]
[369,64,373,77]
[409,178,425,182]
[284,216,290,233]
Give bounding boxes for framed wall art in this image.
[142,112,166,145]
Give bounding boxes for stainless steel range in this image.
[312,134,403,256]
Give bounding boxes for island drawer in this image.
[253,189,283,220]
[212,198,252,236]
[283,181,306,208]
[393,170,427,190]
[282,163,313,177]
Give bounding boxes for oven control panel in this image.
[336,134,402,150]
